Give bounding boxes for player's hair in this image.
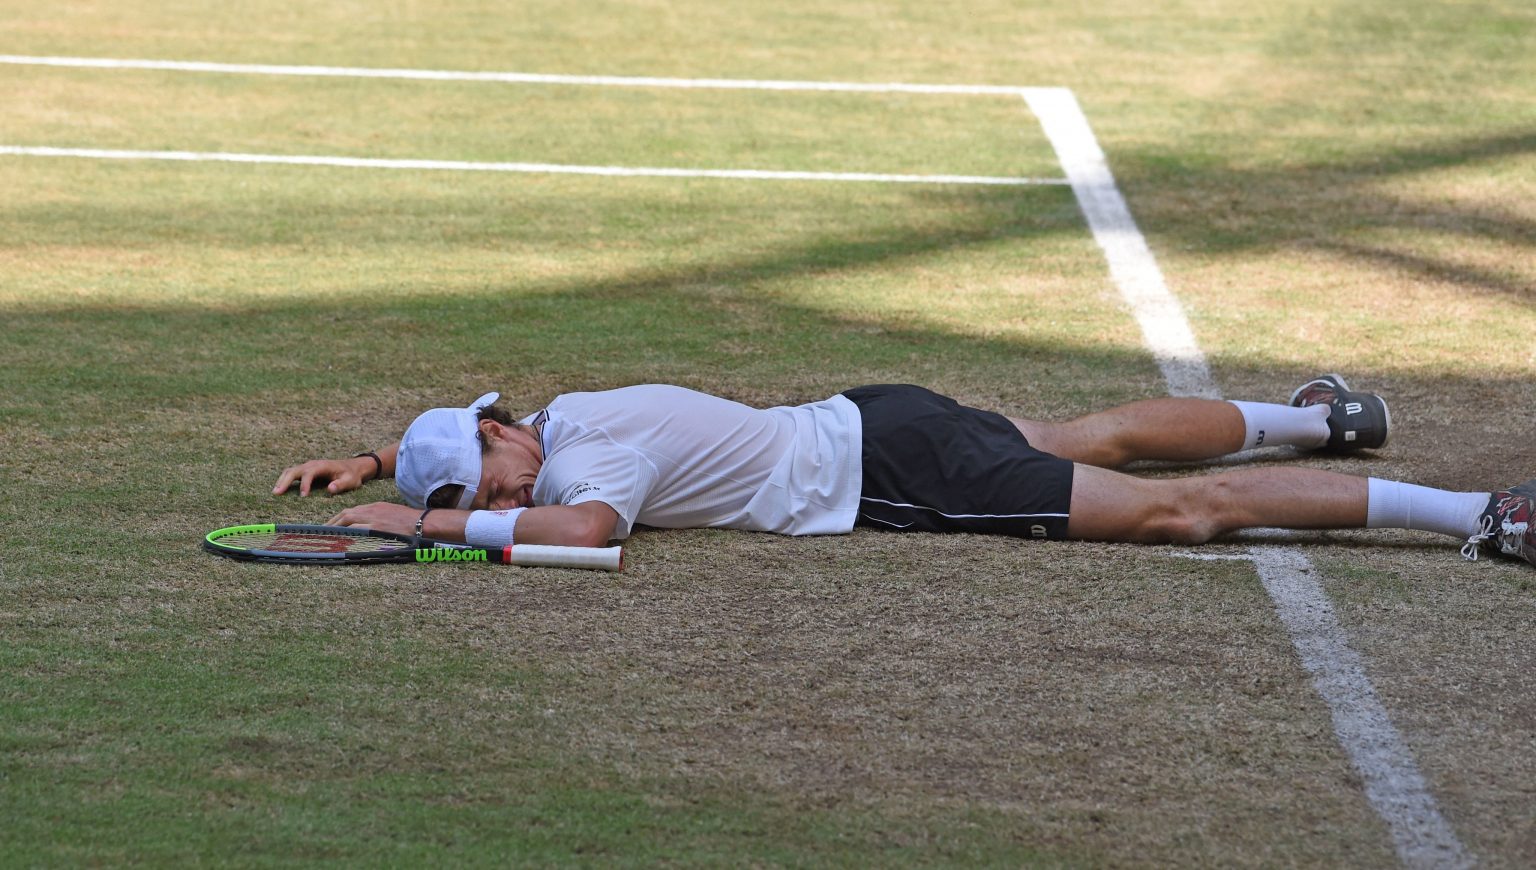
[425,403,519,510]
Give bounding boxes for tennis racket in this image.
[204,524,624,571]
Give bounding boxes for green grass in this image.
[2,0,1535,864]
[1,68,1057,178]
[1,628,1064,866]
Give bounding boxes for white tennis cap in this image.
[395,392,500,509]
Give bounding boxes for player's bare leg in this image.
[1063,463,1368,543]
[1062,464,1536,569]
[1010,375,1392,470]
[1009,398,1249,468]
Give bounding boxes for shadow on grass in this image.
[1112,127,1536,305]
[1,126,1533,497]
[2,123,1532,310]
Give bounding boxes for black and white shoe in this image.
[1288,374,1391,452]
[1462,479,1536,566]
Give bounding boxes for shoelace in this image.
[1461,513,1495,561]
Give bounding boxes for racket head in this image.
[204,523,421,564]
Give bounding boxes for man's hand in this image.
[327,502,425,536]
[273,457,376,497]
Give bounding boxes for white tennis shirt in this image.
[523,385,862,539]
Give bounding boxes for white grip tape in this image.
[507,544,624,572]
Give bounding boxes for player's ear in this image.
[478,417,508,444]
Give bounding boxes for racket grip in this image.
[504,544,624,572]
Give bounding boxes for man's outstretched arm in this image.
[273,443,401,497]
[326,500,619,549]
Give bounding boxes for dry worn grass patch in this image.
[369,529,1402,865]
[1307,539,1536,865]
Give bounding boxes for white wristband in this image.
[464,507,526,548]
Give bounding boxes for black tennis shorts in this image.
[842,384,1074,540]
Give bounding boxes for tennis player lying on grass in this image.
[273,378,1535,567]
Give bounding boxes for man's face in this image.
[471,421,543,511]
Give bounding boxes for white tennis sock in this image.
[1228,401,1330,451]
[1366,478,1491,539]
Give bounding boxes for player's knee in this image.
[1094,443,1134,470]
[1045,418,1130,468]
[1144,482,1228,544]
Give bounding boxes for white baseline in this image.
[0,54,1038,96]
[1024,89,1471,869]
[0,146,1062,187]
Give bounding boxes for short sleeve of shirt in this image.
[534,434,658,540]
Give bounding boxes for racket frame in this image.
[204,523,624,570]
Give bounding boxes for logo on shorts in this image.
[1031,525,1048,538]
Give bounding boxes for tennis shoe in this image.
[1288,374,1391,452]
[1462,479,1536,567]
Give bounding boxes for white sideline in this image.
[1023,88,1471,869]
[0,145,1058,186]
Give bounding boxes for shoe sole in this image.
[1495,478,1536,567]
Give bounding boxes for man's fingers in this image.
[326,470,359,495]
[273,459,373,498]
[281,466,317,497]
[272,467,300,495]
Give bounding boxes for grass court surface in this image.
[2,1,1535,865]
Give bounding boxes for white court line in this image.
[1020,90,1216,400]
[0,54,1037,96]
[0,146,1062,186]
[1024,89,1471,869]
[0,55,1067,185]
